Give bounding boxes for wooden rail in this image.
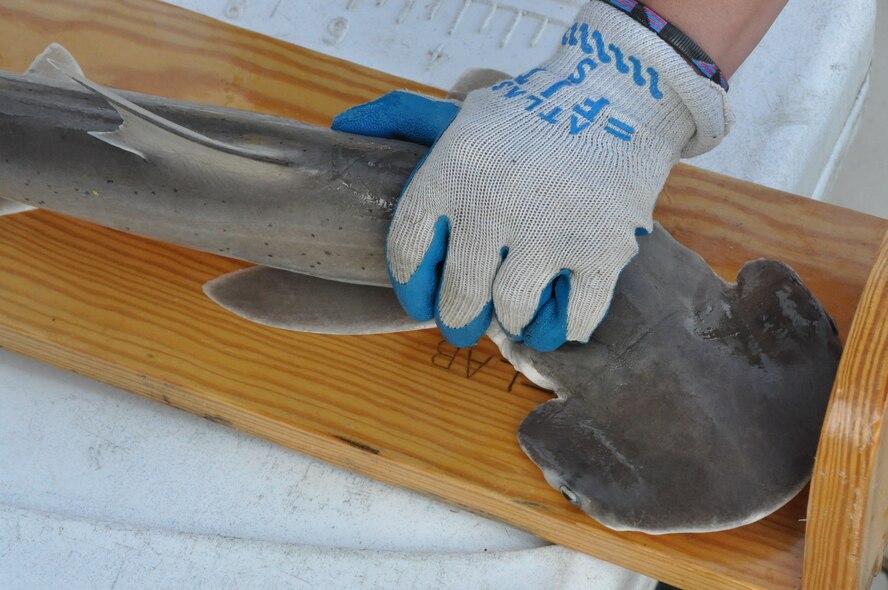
[0,0,886,588]
[803,230,888,590]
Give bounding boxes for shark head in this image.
[493,230,842,533]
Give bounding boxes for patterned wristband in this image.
[594,0,729,92]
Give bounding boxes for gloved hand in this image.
[332,1,731,352]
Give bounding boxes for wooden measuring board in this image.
[1,1,886,589]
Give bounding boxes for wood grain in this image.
[0,1,886,589]
[803,230,888,590]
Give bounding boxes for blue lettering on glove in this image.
[561,22,661,101]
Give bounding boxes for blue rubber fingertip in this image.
[390,217,451,322]
[497,273,556,342]
[522,270,572,352]
[331,91,460,146]
[437,300,494,348]
[498,317,521,341]
[635,226,650,236]
[434,244,503,347]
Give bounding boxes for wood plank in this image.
[0,1,885,589]
[803,229,888,590]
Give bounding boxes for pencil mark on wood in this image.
[334,435,381,455]
[203,414,233,427]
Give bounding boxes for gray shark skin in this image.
[0,47,424,287]
[0,46,842,534]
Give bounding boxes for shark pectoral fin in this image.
[447,68,512,102]
[44,59,291,167]
[0,198,35,217]
[203,266,435,335]
[24,43,85,89]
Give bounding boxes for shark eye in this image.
[560,485,578,504]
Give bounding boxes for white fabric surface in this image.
[0,350,655,590]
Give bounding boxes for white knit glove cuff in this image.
[544,1,733,158]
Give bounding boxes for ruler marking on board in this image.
[165,0,580,84]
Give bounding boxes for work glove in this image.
[332,1,731,352]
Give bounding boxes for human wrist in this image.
[588,0,728,92]
[643,0,787,79]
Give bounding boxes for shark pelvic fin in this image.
[0,198,35,217]
[204,266,434,335]
[24,43,85,89]
[45,59,290,166]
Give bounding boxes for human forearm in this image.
[643,0,787,78]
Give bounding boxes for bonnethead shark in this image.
[0,44,841,534]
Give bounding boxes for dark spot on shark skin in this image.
[324,251,332,256]
[106,179,113,183]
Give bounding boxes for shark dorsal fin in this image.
[25,43,85,88]
[43,58,290,167]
